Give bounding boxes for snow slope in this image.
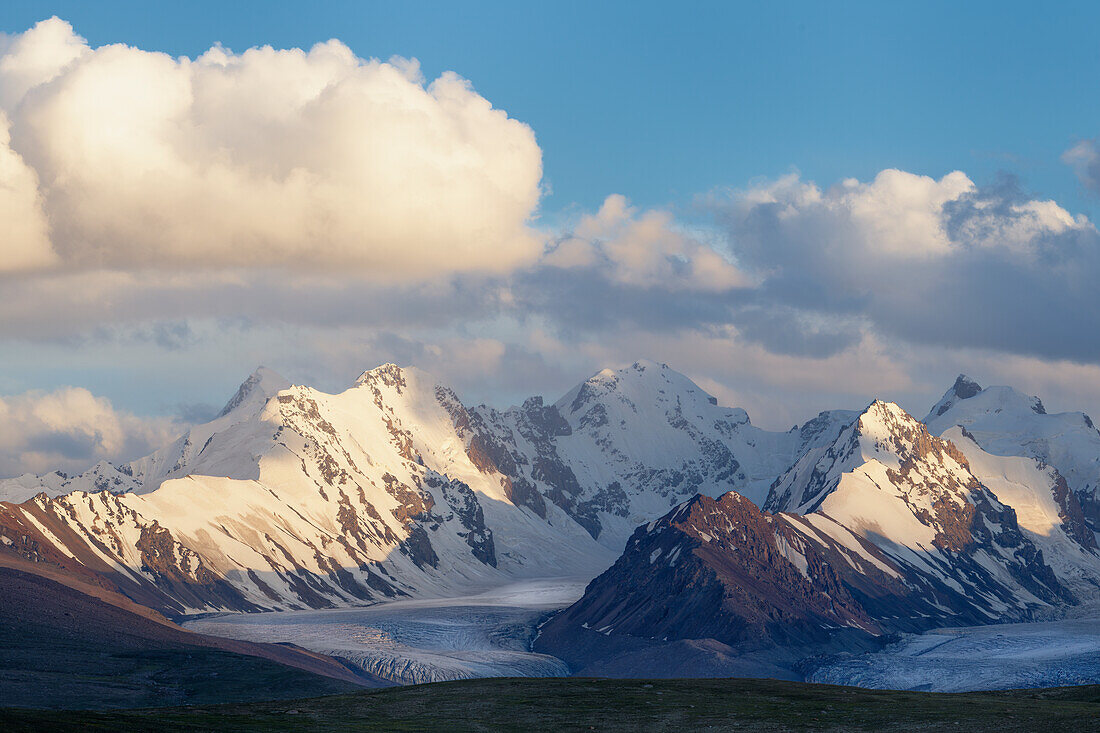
[924,375,1100,531]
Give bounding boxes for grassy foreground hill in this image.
[3,677,1100,732]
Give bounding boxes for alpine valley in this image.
[3,362,1100,688]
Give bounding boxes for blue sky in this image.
[6,1,1098,219]
[1,3,1099,476]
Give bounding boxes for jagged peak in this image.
[858,399,917,428]
[352,364,446,401]
[855,400,944,452]
[924,374,983,421]
[951,374,983,399]
[217,366,290,418]
[354,362,405,385]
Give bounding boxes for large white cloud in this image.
[725,168,1089,266]
[0,111,54,269]
[0,386,181,476]
[0,18,543,276]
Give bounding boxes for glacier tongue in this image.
[810,616,1100,692]
[184,578,583,685]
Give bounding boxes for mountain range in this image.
[2,361,1099,677]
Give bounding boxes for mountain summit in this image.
[923,376,1100,530]
[926,374,983,419]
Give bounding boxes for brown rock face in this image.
[546,493,897,649]
[1052,472,1098,550]
[435,386,552,520]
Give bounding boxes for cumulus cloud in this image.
[0,386,182,476]
[1064,139,1100,194]
[0,17,543,276]
[715,169,1100,361]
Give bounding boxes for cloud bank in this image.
[715,169,1100,361]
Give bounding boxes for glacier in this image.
[810,615,1100,692]
[184,577,584,685]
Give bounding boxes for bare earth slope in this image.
[0,563,380,710]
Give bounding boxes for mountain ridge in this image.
[2,362,1099,664]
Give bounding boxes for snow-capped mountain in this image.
[455,361,854,550]
[0,365,606,614]
[923,375,1100,532]
[0,461,143,505]
[0,361,834,616]
[540,400,1100,672]
[0,366,291,505]
[5,362,1100,639]
[765,400,1093,609]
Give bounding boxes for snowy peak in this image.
[766,400,965,515]
[923,380,1100,534]
[763,398,1077,614]
[953,374,983,399]
[556,360,734,423]
[924,377,1047,426]
[217,366,290,418]
[354,363,410,390]
[855,400,970,473]
[927,374,983,419]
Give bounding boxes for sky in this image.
[1,2,1100,477]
